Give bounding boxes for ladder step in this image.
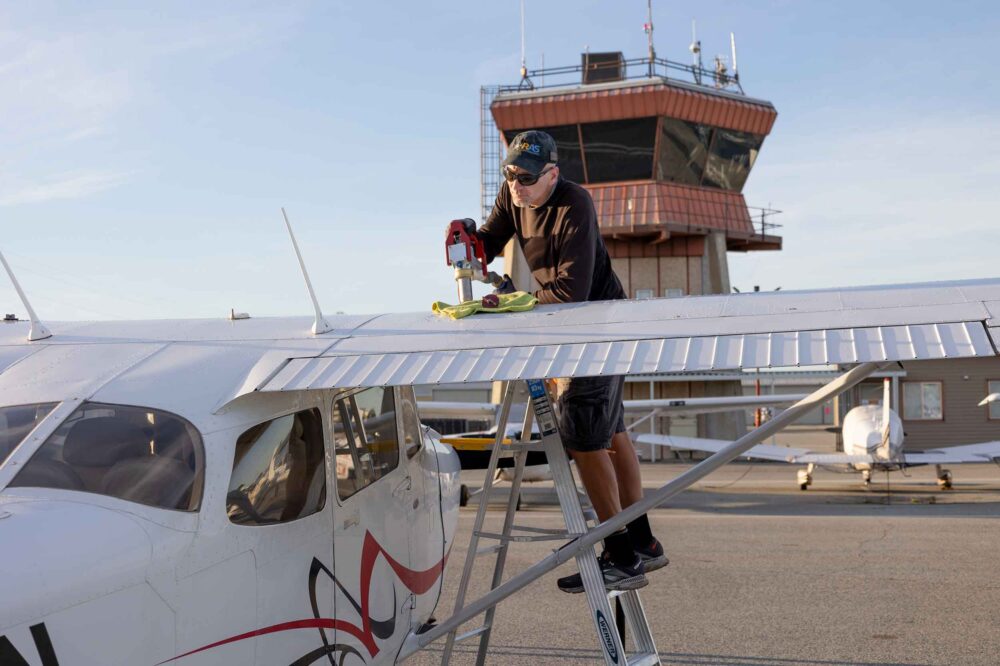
[475,543,505,556]
[475,530,569,543]
[627,652,661,666]
[454,624,491,643]
[509,524,572,536]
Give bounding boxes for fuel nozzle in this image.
[445,219,496,303]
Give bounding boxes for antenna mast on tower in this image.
[689,20,703,85]
[645,0,656,77]
[519,0,527,81]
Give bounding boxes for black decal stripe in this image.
[30,624,59,666]
[369,586,396,640]
[0,636,31,666]
[308,559,337,666]
[287,643,362,666]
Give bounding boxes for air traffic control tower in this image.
[482,52,781,442]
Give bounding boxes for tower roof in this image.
[492,77,777,136]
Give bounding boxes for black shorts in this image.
[556,375,626,452]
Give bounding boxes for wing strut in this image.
[0,250,52,341]
[281,208,332,335]
[400,361,887,660]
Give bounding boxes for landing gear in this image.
[861,469,872,488]
[797,463,815,490]
[936,465,953,490]
[459,484,470,507]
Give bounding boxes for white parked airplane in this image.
[2,244,1000,663]
[636,379,1000,490]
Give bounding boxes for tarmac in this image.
[407,462,1000,666]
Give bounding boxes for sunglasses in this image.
[502,165,555,186]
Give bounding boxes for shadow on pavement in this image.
[419,643,933,665]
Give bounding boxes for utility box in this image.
[582,51,624,84]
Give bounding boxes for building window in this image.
[333,388,400,500]
[580,117,657,183]
[656,117,711,186]
[227,408,326,525]
[902,381,943,421]
[635,288,654,299]
[503,125,585,184]
[987,380,1000,420]
[702,129,763,191]
[663,288,684,298]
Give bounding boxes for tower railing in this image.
[497,55,744,96]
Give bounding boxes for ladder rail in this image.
[440,382,518,663]
[473,405,535,664]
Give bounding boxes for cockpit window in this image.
[0,403,57,467]
[8,402,204,511]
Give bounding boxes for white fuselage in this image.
[841,404,905,470]
[0,331,461,665]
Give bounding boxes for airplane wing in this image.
[2,278,998,401]
[635,433,874,465]
[245,279,1000,396]
[902,442,1000,464]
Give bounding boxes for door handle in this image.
[393,476,412,496]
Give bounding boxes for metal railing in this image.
[497,55,744,96]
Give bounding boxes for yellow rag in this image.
[432,291,538,320]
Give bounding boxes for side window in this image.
[9,402,204,512]
[333,388,400,500]
[227,408,326,525]
[397,386,423,458]
[902,381,944,421]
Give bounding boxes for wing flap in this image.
[253,321,993,392]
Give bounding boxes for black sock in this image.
[627,514,654,549]
[604,529,636,566]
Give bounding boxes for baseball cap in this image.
[502,130,558,175]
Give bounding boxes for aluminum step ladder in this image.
[440,379,660,666]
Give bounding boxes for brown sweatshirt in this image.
[478,178,627,304]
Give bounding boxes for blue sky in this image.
[1,1,998,321]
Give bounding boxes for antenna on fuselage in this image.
[0,250,52,342]
[281,208,332,335]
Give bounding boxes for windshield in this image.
[0,403,57,467]
[7,402,204,511]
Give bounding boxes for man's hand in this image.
[492,274,516,295]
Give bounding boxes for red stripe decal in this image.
[159,532,448,664]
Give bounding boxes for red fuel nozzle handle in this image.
[445,219,488,277]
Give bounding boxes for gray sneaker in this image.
[635,538,669,572]
[557,552,647,594]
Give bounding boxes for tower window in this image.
[657,117,711,186]
[580,118,657,183]
[703,129,763,191]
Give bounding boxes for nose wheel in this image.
[796,463,815,490]
[935,465,953,490]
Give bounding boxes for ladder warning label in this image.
[526,379,558,437]
[595,610,620,663]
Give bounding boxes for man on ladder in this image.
[457,129,668,592]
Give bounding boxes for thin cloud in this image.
[0,171,131,206]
